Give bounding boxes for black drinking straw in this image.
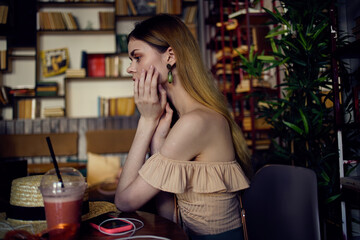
[46,136,64,188]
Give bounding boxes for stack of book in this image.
[10,87,35,97]
[43,106,65,118]
[36,82,58,96]
[98,96,135,117]
[38,12,78,30]
[66,68,86,78]
[99,12,114,30]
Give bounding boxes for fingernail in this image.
[150,65,153,69]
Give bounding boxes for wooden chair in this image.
[85,129,136,155]
[84,129,137,202]
[242,164,321,240]
[0,133,85,174]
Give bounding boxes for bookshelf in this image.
[0,0,199,120]
[203,0,279,152]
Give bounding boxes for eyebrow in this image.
[130,49,138,57]
[129,49,138,61]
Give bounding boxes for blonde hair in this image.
[128,14,253,179]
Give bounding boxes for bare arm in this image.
[115,66,167,211]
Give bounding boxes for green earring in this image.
[167,64,173,84]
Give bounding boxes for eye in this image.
[134,56,141,62]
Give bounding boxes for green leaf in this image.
[257,55,275,61]
[312,22,328,40]
[270,38,278,53]
[249,45,254,62]
[266,29,289,38]
[299,109,309,135]
[283,121,304,135]
[320,170,330,183]
[326,194,342,204]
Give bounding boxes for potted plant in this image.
[257,0,352,238]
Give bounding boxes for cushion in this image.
[86,152,121,186]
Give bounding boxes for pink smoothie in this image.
[43,196,83,229]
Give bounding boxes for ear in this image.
[165,47,176,66]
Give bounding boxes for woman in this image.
[115,14,252,239]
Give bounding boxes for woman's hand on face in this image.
[151,102,173,154]
[134,65,167,123]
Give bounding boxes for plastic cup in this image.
[39,167,86,238]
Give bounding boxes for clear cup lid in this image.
[40,167,86,195]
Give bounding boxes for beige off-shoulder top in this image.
[138,152,250,236]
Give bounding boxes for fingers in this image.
[137,65,161,101]
[134,76,139,100]
[158,84,167,109]
[165,103,173,120]
[138,69,146,98]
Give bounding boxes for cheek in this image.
[159,71,169,84]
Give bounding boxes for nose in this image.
[127,62,136,75]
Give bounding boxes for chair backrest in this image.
[0,133,78,158]
[242,164,321,240]
[86,129,136,154]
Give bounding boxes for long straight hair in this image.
[128,14,253,179]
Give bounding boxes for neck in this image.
[164,76,201,116]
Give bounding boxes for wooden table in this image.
[80,211,188,240]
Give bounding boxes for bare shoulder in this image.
[160,108,231,161]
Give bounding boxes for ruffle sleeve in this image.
[138,152,250,194]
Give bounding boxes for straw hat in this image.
[0,175,118,238]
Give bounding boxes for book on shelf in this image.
[38,12,79,30]
[99,11,114,30]
[156,0,181,15]
[87,54,106,77]
[0,50,6,70]
[61,12,79,30]
[116,34,128,53]
[10,87,36,97]
[98,96,135,117]
[17,99,38,119]
[0,5,9,24]
[126,0,137,15]
[116,0,129,16]
[183,5,197,24]
[87,54,123,77]
[105,55,122,77]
